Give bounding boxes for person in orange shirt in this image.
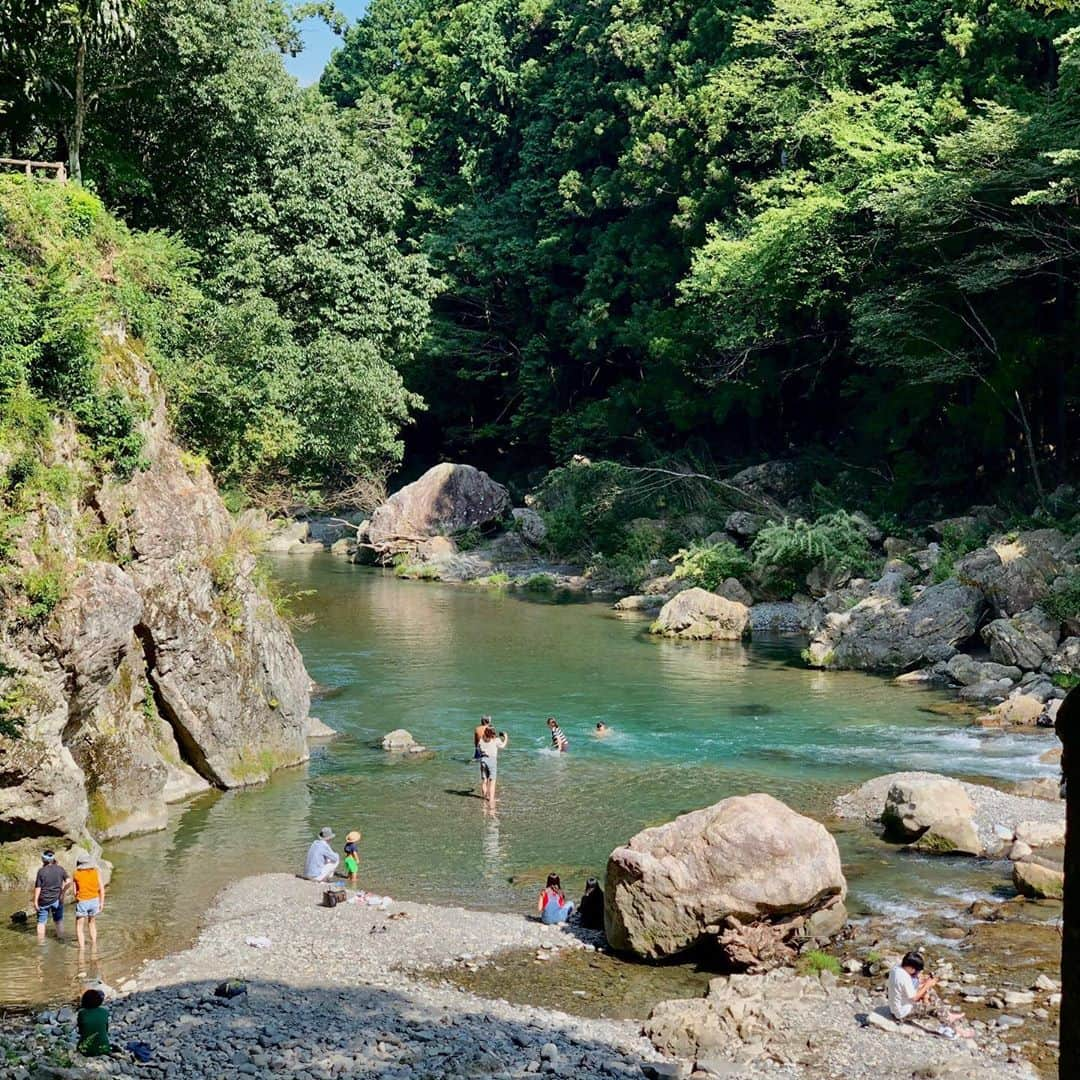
[72,855,105,949]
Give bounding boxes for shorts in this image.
[37,900,63,925]
[479,757,496,780]
[343,856,359,876]
[76,899,100,918]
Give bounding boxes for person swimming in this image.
[547,716,568,752]
[593,722,610,737]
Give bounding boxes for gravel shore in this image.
[1,873,1044,1079]
[833,772,1064,850]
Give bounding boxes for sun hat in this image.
[318,826,334,840]
[345,830,361,843]
[76,855,94,868]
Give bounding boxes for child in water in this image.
[547,716,568,752]
[343,830,362,885]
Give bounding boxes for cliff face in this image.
[0,329,311,881]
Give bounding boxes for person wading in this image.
[33,851,69,942]
[477,725,508,806]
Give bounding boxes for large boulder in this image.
[881,776,976,843]
[944,653,1021,687]
[981,607,1060,671]
[511,507,546,547]
[1012,861,1064,899]
[604,793,845,958]
[955,529,1069,617]
[367,463,511,557]
[729,461,800,504]
[805,579,984,671]
[650,588,750,640]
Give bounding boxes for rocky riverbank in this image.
[1,873,1048,1080]
[1,329,313,889]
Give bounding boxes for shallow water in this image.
[0,558,1059,1007]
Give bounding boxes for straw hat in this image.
[345,830,361,843]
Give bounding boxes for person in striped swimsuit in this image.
[547,716,568,752]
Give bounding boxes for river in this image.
[0,556,1059,1007]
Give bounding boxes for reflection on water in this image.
[1,558,1059,1006]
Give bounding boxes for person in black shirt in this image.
[33,850,70,941]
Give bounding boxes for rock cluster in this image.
[604,793,846,960]
[644,965,1034,1080]
[834,771,1065,865]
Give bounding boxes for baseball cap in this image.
[41,850,55,863]
[318,827,334,840]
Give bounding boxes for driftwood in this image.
[716,914,803,973]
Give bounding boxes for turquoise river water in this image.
[0,556,1060,1007]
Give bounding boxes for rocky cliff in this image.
[0,328,312,884]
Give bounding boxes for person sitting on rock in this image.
[546,717,568,752]
[578,877,604,931]
[888,951,971,1035]
[303,827,340,882]
[76,988,111,1056]
[538,874,575,924]
[343,830,362,885]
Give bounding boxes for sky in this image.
[285,0,369,87]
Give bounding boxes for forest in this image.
[1,0,1079,513]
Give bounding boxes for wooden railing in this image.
[0,158,68,181]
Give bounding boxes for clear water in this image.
[0,558,1059,1007]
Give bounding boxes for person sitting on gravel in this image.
[343,830,362,885]
[76,988,111,1056]
[303,827,340,882]
[888,952,972,1035]
[538,874,575,924]
[578,877,604,930]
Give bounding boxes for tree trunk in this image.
[1014,390,1046,508]
[68,39,87,184]
[1057,685,1080,1080]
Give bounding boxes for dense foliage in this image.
[3,0,1079,513]
[1,0,434,491]
[324,0,1080,506]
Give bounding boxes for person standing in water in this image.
[474,715,494,751]
[73,855,105,950]
[33,850,69,942]
[477,726,508,805]
[547,716,568,752]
